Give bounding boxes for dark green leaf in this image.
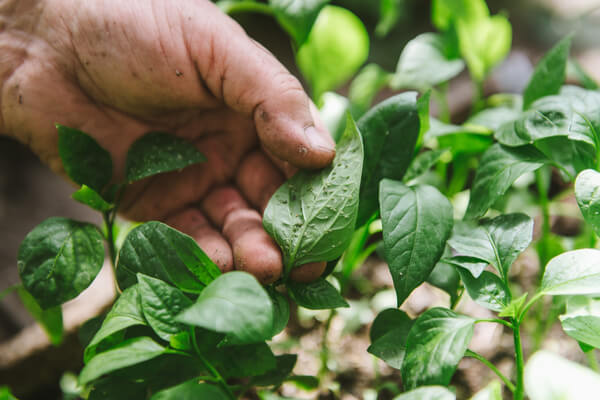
[357,93,421,226]
[18,217,105,309]
[287,278,349,310]
[57,124,113,192]
[17,287,63,346]
[267,287,290,337]
[80,337,166,385]
[402,308,474,389]
[150,381,228,400]
[427,260,461,304]
[404,149,448,183]
[559,296,600,349]
[207,342,277,378]
[87,378,146,400]
[425,118,492,156]
[457,270,510,312]
[263,114,363,271]
[394,386,456,400]
[523,36,572,109]
[117,221,220,293]
[72,185,113,212]
[465,144,546,219]
[177,271,273,343]
[137,274,193,341]
[368,309,413,369]
[269,0,329,46]
[125,132,206,183]
[576,169,600,236]
[541,249,600,295]
[380,180,453,306]
[443,256,489,280]
[285,375,319,390]
[252,354,297,386]
[348,63,391,117]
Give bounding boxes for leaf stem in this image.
[103,212,117,269]
[475,318,513,329]
[587,350,600,372]
[535,167,552,273]
[512,319,525,400]
[319,310,335,378]
[465,349,515,393]
[518,292,544,324]
[190,328,236,400]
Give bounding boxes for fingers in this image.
[290,262,327,283]
[236,151,284,213]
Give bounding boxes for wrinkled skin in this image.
[0,0,333,283]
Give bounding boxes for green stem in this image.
[512,320,525,400]
[587,350,600,372]
[451,285,464,310]
[518,292,544,324]
[103,212,117,269]
[319,311,335,377]
[535,168,551,273]
[465,350,516,393]
[190,329,236,400]
[475,318,514,329]
[221,1,274,16]
[433,84,451,123]
[472,78,485,114]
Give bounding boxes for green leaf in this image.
[357,93,421,226]
[150,381,229,400]
[285,375,320,390]
[18,217,105,309]
[380,180,453,306]
[296,6,369,101]
[85,285,146,362]
[393,386,456,400]
[431,0,488,32]
[535,136,595,180]
[263,114,363,272]
[72,185,113,212]
[425,118,493,156]
[568,58,599,90]
[525,350,600,400]
[125,132,206,182]
[87,378,146,400]
[401,308,474,389]
[442,256,489,280]
[376,0,405,37]
[117,221,220,293]
[523,36,572,109]
[457,270,510,312]
[137,274,193,341]
[319,92,350,142]
[541,249,600,295]
[470,381,502,400]
[252,354,297,386]
[391,33,465,91]
[575,169,600,236]
[57,124,113,192]
[404,149,448,183]
[467,106,522,132]
[559,296,600,349]
[80,337,166,385]
[348,63,392,117]
[269,0,329,46]
[287,278,349,310]
[207,342,277,378]
[177,271,274,343]
[498,293,528,318]
[17,287,63,346]
[368,309,413,369]
[267,287,290,336]
[427,260,461,305]
[465,144,546,219]
[0,387,17,400]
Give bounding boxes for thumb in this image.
[189,2,335,169]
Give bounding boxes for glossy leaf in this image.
[443,256,489,280]
[559,296,600,349]
[267,287,290,336]
[523,36,572,109]
[465,144,546,219]
[252,354,297,386]
[404,149,448,183]
[72,185,113,212]
[296,6,368,100]
[177,271,274,343]
[368,309,413,369]
[458,270,510,312]
[263,114,363,271]
[17,287,63,346]
[150,381,228,400]
[57,124,113,192]
[125,132,206,183]
[18,217,105,309]
[380,180,453,306]
[394,386,456,400]
[117,221,220,293]
[541,249,600,295]
[287,278,348,310]
[391,33,464,91]
[402,308,474,389]
[427,251,461,304]
[269,0,329,46]
[207,342,277,378]
[575,169,600,236]
[137,274,192,341]
[348,63,391,117]
[357,93,421,226]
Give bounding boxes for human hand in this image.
[0,0,335,283]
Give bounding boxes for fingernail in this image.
[305,126,335,153]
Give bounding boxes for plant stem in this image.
[512,319,525,400]
[535,168,552,273]
[103,212,117,269]
[319,310,335,377]
[190,329,236,400]
[465,350,515,393]
[433,84,451,123]
[472,78,485,114]
[587,350,600,372]
[475,318,514,329]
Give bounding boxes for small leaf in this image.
[137,274,193,341]
[252,354,297,386]
[269,0,330,46]
[559,296,600,349]
[263,114,363,272]
[376,0,405,37]
[177,272,274,343]
[18,217,105,309]
[267,287,290,336]
[150,381,228,400]
[368,309,413,369]
[541,249,600,295]
[57,124,113,192]
[393,386,456,400]
[470,381,502,400]
[287,278,349,310]
[427,260,461,305]
[575,169,600,237]
[79,337,166,385]
[380,180,453,306]
[125,132,206,183]
[443,256,489,280]
[17,287,63,346]
[402,308,474,389]
[457,270,510,312]
[348,63,391,116]
[523,36,572,109]
[72,185,114,212]
[286,375,320,390]
[498,293,528,318]
[404,149,448,183]
[207,342,277,378]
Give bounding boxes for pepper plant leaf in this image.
[72,185,114,212]
[17,287,63,346]
[150,381,229,400]
[394,386,456,400]
[559,296,600,349]
[575,169,600,236]
[268,0,330,46]
[541,249,600,295]
[367,309,413,369]
[287,278,348,310]
[457,270,510,312]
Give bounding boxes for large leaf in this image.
[357,93,421,226]
[575,169,600,236]
[296,6,369,101]
[116,221,220,293]
[402,308,474,389]
[57,125,113,192]
[380,180,453,306]
[465,144,546,219]
[457,270,510,312]
[79,337,166,385]
[287,278,348,310]
[177,272,274,344]
[269,0,329,46]
[150,381,228,400]
[391,33,464,91]
[137,274,193,341]
[394,386,456,400]
[541,249,600,295]
[17,287,63,346]
[368,309,413,369]
[125,132,206,183]
[18,217,105,309]
[263,114,363,272]
[559,296,600,349]
[523,36,572,109]
[431,0,488,32]
[525,350,600,400]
